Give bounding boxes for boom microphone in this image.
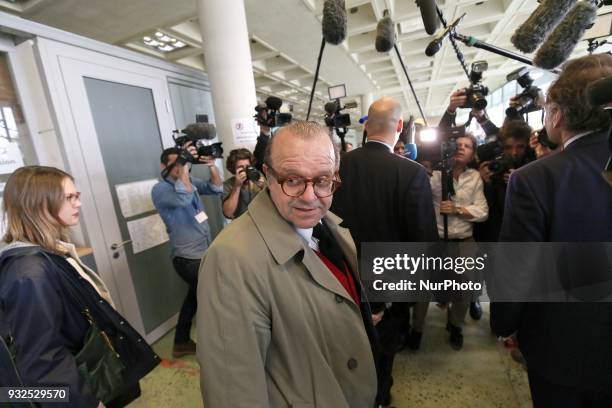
[511,0,577,54]
[417,0,440,36]
[183,123,217,140]
[534,1,597,70]
[322,0,347,45]
[586,75,612,107]
[308,0,347,120]
[425,13,465,57]
[375,13,395,53]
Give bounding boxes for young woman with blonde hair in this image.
[0,166,158,407]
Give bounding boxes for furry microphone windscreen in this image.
[534,1,597,70]
[511,0,577,54]
[322,0,347,45]
[375,16,395,53]
[183,123,217,140]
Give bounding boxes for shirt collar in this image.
[564,131,592,149]
[295,226,318,251]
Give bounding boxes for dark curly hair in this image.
[547,54,612,133]
[500,120,532,143]
[226,148,254,174]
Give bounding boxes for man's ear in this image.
[263,163,269,177]
[552,108,563,129]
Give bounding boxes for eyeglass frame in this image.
[265,166,341,198]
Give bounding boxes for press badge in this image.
[195,211,208,223]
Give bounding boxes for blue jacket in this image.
[0,245,159,407]
[151,176,223,259]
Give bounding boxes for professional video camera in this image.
[465,61,489,110]
[419,127,463,170]
[505,67,542,119]
[324,100,357,130]
[254,96,293,129]
[172,121,223,165]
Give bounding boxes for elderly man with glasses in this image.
[197,121,378,408]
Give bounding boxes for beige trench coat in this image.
[197,189,377,408]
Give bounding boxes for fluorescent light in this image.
[174,41,186,48]
[155,31,164,38]
[143,36,152,42]
[160,35,172,42]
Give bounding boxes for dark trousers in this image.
[528,369,612,408]
[374,303,410,405]
[172,257,200,344]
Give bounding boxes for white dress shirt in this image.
[295,226,318,251]
[430,168,489,239]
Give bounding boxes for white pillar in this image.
[361,93,374,118]
[197,0,257,156]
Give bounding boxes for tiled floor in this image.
[130,303,531,407]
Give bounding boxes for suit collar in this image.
[248,188,360,305]
[564,129,607,151]
[365,140,393,152]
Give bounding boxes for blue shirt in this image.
[151,176,223,259]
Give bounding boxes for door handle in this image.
[110,240,132,250]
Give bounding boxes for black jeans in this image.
[172,257,200,344]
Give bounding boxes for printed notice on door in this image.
[127,214,169,254]
[115,179,158,218]
[231,118,258,146]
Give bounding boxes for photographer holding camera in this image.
[222,148,265,219]
[439,62,500,142]
[151,145,223,358]
[474,120,534,244]
[253,97,292,173]
[439,88,500,140]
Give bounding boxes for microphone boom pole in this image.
[393,44,429,127]
[306,38,326,121]
[452,32,561,74]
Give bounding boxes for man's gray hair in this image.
[263,121,340,169]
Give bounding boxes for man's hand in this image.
[439,200,457,215]
[198,155,216,167]
[234,169,248,188]
[371,310,384,326]
[503,169,516,184]
[479,161,493,184]
[255,175,266,189]
[448,89,468,113]
[529,131,539,150]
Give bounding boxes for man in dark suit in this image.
[331,96,438,408]
[491,54,612,408]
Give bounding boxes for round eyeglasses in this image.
[267,167,341,198]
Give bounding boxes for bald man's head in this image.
[365,97,403,145]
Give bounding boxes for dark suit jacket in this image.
[491,130,612,388]
[331,142,438,324]
[331,141,439,249]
